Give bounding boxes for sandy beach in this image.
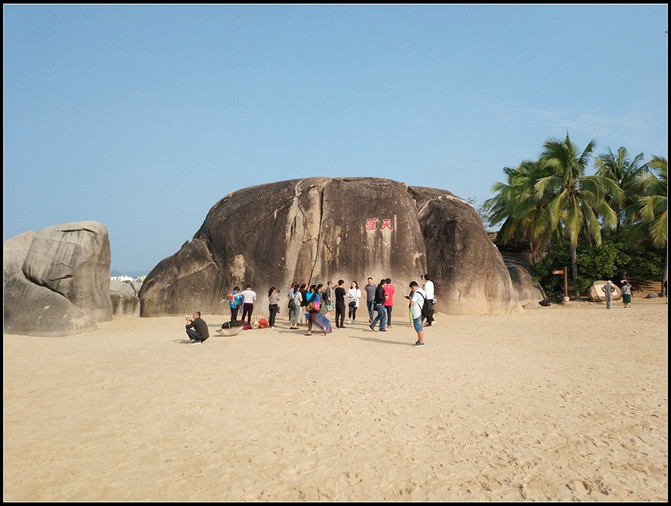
[3,296,667,502]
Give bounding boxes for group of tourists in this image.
[185,274,437,347]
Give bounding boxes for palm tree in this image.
[484,161,555,263]
[535,133,621,299]
[594,146,649,231]
[638,156,667,295]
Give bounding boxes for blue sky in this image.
[3,4,668,273]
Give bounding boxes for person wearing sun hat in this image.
[601,280,616,309]
[621,279,632,308]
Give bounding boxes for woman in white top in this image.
[347,281,362,324]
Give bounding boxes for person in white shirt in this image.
[408,281,426,346]
[421,274,435,327]
[347,281,362,324]
[240,285,257,324]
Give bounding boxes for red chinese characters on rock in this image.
[365,218,393,231]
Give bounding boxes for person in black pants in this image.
[267,286,280,327]
[185,311,209,345]
[334,279,347,329]
[369,279,388,332]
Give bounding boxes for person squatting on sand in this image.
[185,311,209,345]
[407,281,426,346]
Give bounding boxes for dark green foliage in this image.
[532,232,664,294]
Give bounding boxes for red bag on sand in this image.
[258,318,269,329]
[234,320,251,330]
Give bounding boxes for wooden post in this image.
[552,267,569,300]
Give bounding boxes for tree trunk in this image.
[571,242,579,300]
[661,243,668,297]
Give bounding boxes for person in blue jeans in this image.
[364,277,377,323]
[408,281,426,346]
[369,278,387,332]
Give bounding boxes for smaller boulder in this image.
[110,280,140,316]
[589,281,622,302]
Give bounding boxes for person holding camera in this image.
[268,286,280,327]
[407,282,426,346]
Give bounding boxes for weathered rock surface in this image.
[408,186,520,315]
[140,178,521,316]
[589,280,622,302]
[3,221,113,336]
[500,252,547,308]
[3,231,35,284]
[110,279,140,316]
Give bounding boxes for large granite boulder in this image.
[408,186,520,314]
[500,251,547,308]
[3,231,35,284]
[3,221,113,336]
[140,178,521,316]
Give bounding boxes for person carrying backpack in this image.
[407,281,426,346]
[421,274,435,327]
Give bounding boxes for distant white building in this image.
[110,275,136,283]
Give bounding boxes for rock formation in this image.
[3,231,35,284]
[500,251,547,308]
[3,221,113,336]
[110,279,140,316]
[589,280,622,302]
[140,178,521,317]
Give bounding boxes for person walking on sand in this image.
[317,283,328,315]
[240,285,257,323]
[369,278,387,332]
[621,279,632,308]
[334,279,347,329]
[364,277,376,323]
[298,283,308,326]
[347,280,361,324]
[185,311,209,345]
[384,277,395,328]
[304,285,327,336]
[407,281,426,346]
[601,280,615,309]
